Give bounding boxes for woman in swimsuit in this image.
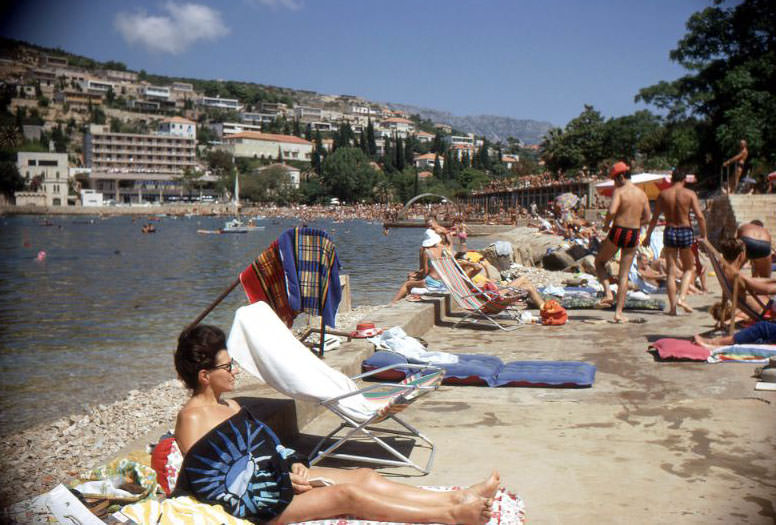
[174,325,499,525]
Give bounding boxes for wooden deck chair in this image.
[228,302,444,474]
[699,240,771,332]
[428,250,524,331]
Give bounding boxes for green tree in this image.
[432,153,442,179]
[322,146,378,202]
[636,0,776,172]
[0,161,24,198]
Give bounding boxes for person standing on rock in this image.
[594,161,651,323]
[723,139,748,194]
[643,170,707,315]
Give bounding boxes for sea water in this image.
[0,215,429,433]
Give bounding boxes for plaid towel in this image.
[278,227,342,328]
[240,240,296,327]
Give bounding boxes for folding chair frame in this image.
[308,363,443,474]
[428,251,523,331]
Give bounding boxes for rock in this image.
[542,250,575,271]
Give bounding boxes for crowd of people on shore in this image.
[473,172,604,195]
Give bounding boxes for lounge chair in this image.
[699,240,771,334]
[227,301,444,474]
[427,250,524,331]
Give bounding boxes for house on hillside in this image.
[257,163,301,189]
[220,131,313,162]
[414,153,443,170]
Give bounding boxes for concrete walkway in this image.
[109,280,775,523]
[294,287,776,524]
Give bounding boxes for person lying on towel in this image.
[173,324,500,525]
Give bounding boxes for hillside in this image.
[387,103,554,145]
[1,37,553,144]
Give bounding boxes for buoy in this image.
[36,250,46,261]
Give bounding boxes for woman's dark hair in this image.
[175,324,226,390]
[718,238,744,262]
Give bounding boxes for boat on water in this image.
[197,175,264,234]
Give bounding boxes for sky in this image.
[0,0,712,127]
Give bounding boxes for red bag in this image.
[540,299,568,326]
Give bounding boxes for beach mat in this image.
[363,351,596,388]
[541,293,665,311]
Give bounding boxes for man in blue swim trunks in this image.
[643,170,707,315]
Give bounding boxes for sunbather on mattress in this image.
[173,324,500,525]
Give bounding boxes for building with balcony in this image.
[415,130,434,143]
[220,132,313,162]
[159,116,197,139]
[413,153,443,170]
[294,105,323,123]
[378,117,416,139]
[84,122,204,203]
[211,121,264,138]
[172,82,194,93]
[240,112,276,126]
[198,96,242,111]
[16,152,70,206]
[80,78,116,95]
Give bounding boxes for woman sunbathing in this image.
[173,324,499,525]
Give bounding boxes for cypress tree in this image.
[366,119,377,157]
[433,153,442,179]
[360,128,368,154]
[395,136,405,171]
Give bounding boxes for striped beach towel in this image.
[240,240,296,327]
[278,227,342,328]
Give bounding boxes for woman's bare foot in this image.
[612,313,628,323]
[466,471,501,499]
[452,497,493,525]
[693,334,721,349]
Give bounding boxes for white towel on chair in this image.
[227,302,376,422]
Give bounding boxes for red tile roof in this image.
[226,131,312,145]
[163,116,196,124]
[414,153,437,160]
[418,170,433,178]
[382,117,414,125]
[415,131,434,136]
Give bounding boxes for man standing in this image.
[594,162,651,323]
[643,170,707,315]
[723,139,748,194]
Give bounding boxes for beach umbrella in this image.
[595,173,695,200]
[554,192,579,210]
[767,171,776,181]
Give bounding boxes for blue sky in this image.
[1,0,711,127]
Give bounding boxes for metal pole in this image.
[187,278,240,330]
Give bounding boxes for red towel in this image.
[239,241,296,327]
[649,338,710,361]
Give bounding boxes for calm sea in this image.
[0,215,438,434]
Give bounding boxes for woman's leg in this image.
[391,279,425,304]
[307,467,501,504]
[271,482,492,525]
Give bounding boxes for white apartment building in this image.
[413,153,443,170]
[445,134,476,147]
[158,117,197,139]
[259,102,287,115]
[240,112,276,126]
[220,132,313,162]
[16,152,70,206]
[198,96,242,111]
[80,78,116,94]
[415,130,434,143]
[143,85,171,100]
[84,122,203,203]
[294,105,323,122]
[378,117,416,139]
[172,82,194,93]
[211,121,264,138]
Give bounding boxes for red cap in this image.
[609,161,629,178]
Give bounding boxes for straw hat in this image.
[350,322,383,338]
[422,228,442,247]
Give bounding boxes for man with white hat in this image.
[390,228,448,304]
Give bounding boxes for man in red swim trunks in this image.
[594,161,651,322]
[643,170,707,315]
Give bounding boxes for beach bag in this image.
[150,436,183,496]
[540,299,568,326]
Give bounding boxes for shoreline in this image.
[0,305,381,508]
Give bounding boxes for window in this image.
[56,172,60,179]
[28,160,37,166]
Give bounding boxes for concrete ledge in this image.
[103,300,441,463]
